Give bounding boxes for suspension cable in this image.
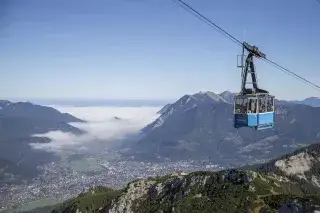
[172,0,320,91]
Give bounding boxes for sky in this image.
[0,0,319,101]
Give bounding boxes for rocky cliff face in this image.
[101,170,320,213]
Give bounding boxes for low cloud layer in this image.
[30,106,160,153]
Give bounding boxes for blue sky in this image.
[1,0,319,101]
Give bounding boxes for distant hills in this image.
[0,100,85,183]
[8,95,320,108]
[0,100,83,122]
[124,91,320,164]
[52,142,320,213]
[0,100,84,141]
[290,97,320,107]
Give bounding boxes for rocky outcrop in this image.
[54,144,320,213]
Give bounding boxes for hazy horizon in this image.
[2,91,319,106]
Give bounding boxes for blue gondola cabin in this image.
[234,94,275,130]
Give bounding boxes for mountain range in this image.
[2,92,320,183]
[48,142,320,213]
[124,91,320,165]
[0,100,85,184]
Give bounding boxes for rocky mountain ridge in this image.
[52,142,320,213]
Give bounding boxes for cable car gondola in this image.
[234,42,275,130]
[172,0,320,130]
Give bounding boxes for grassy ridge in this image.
[52,186,122,213]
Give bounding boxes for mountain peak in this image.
[219,91,236,104]
[220,90,233,95]
[192,91,228,103]
[304,97,319,100]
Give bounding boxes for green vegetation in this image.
[51,186,122,213]
[129,169,318,213]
